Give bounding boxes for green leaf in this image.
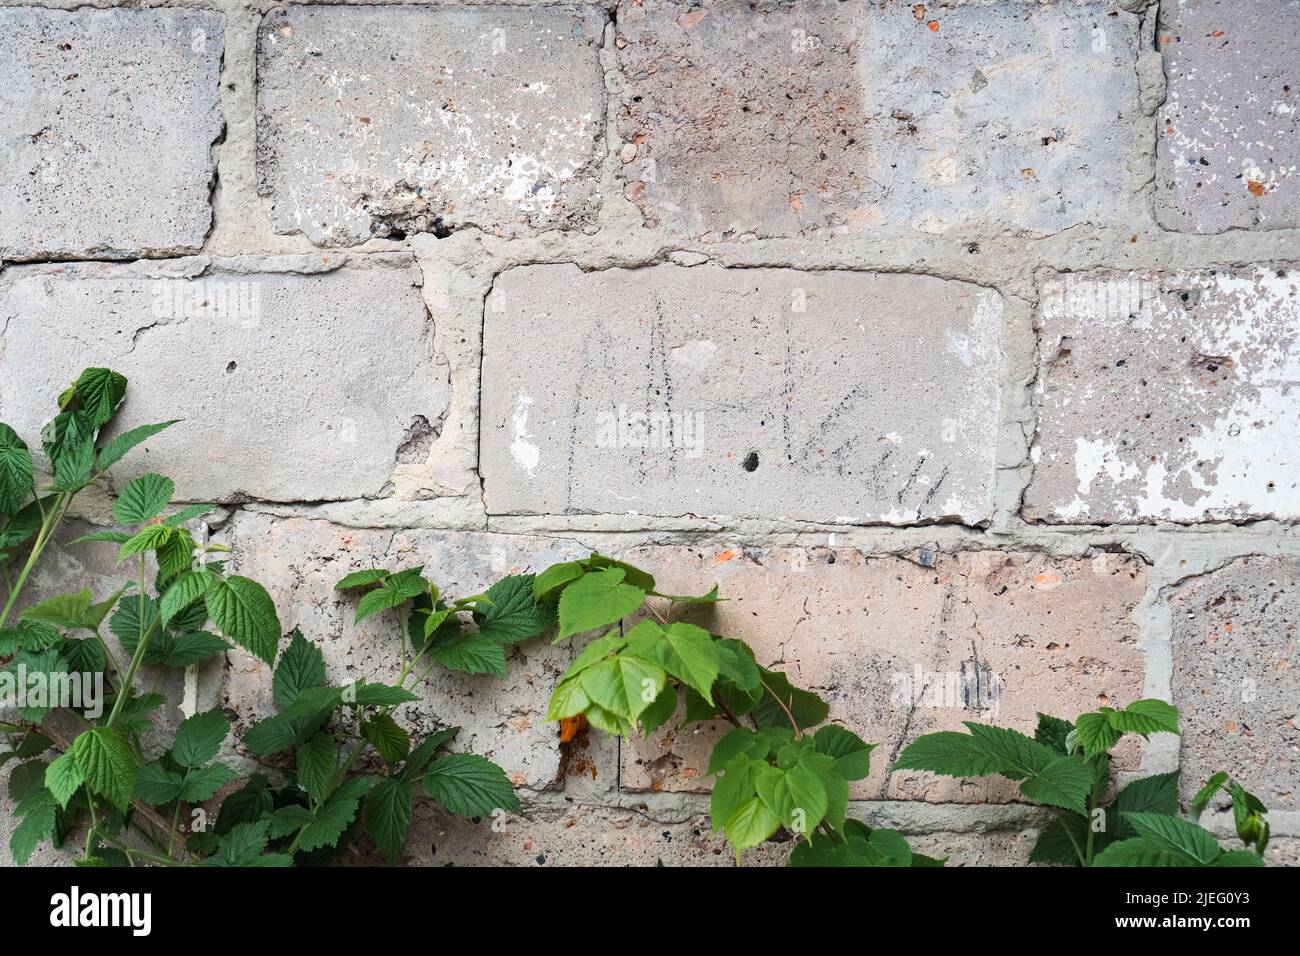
[1074,711,1123,759]
[71,728,135,811]
[349,682,419,709]
[1114,771,1180,821]
[43,409,95,491]
[425,631,507,677]
[0,423,33,517]
[362,714,410,765]
[547,678,591,721]
[893,729,1018,778]
[109,692,165,736]
[1190,771,1231,821]
[293,778,375,853]
[112,473,174,525]
[1123,811,1224,865]
[20,590,93,630]
[45,751,86,809]
[582,554,656,592]
[0,621,61,656]
[272,629,326,711]
[1030,812,1089,866]
[707,728,762,775]
[1212,849,1266,868]
[335,569,391,590]
[163,503,215,528]
[710,755,763,832]
[1093,837,1191,867]
[1034,713,1073,755]
[578,654,666,722]
[179,763,238,803]
[66,529,130,547]
[296,734,338,805]
[365,777,413,865]
[95,420,178,473]
[117,524,173,561]
[423,753,520,816]
[1109,699,1181,737]
[215,774,274,835]
[353,567,428,623]
[755,760,829,835]
[638,686,678,736]
[532,561,584,600]
[402,728,459,778]
[205,575,281,665]
[650,585,720,604]
[134,761,184,806]
[0,496,49,551]
[472,574,556,644]
[625,620,720,703]
[3,649,67,721]
[723,796,780,854]
[70,368,127,428]
[197,820,292,867]
[171,709,229,769]
[160,569,213,627]
[813,725,876,781]
[147,630,231,668]
[753,669,829,731]
[556,567,645,640]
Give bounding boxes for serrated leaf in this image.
[20,590,93,630]
[113,473,174,525]
[353,568,428,623]
[147,630,231,668]
[402,728,459,778]
[532,561,584,600]
[10,787,57,866]
[0,423,33,518]
[45,751,86,809]
[1108,699,1180,737]
[424,631,507,677]
[0,496,50,551]
[171,709,229,769]
[753,669,829,731]
[160,569,213,627]
[423,753,520,816]
[546,677,591,721]
[273,628,326,709]
[70,368,127,428]
[556,567,645,640]
[755,760,829,835]
[117,524,173,561]
[650,585,720,604]
[71,728,135,811]
[1075,711,1123,759]
[812,724,876,781]
[295,778,375,852]
[95,420,178,473]
[1123,811,1224,865]
[163,503,215,528]
[625,620,719,703]
[472,574,556,645]
[134,761,185,806]
[0,621,61,656]
[365,777,413,865]
[296,734,339,805]
[334,568,391,590]
[205,576,280,665]
[578,654,666,722]
[362,714,410,765]
[723,796,780,854]
[179,763,238,803]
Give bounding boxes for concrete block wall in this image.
[1,0,1297,866]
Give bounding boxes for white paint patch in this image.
[670,339,717,369]
[509,392,540,474]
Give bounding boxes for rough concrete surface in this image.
[0,254,449,503]
[618,546,1146,802]
[618,0,1141,238]
[482,264,1002,525]
[0,7,224,260]
[1026,266,1300,523]
[2,0,1299,868]
[257,4,608,245]
[1156,0,1300,233]
[1170,556,1299,811]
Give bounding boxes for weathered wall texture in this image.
[1,0,1298,866]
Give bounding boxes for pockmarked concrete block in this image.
[257,5,607,245]
[617,0,1140,238]
[1156,0,1300,233]
[1170,556,1299,810]
[219,514,592,790]
[481,265,1003,525]
[1025,267,1300,523]
[0,256,448,504]
[616,547,1147,802]
[0,7,224,259]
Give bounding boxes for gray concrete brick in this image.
[1155,0,1300,233]
[0,7,224,260]
[617,0,1140,238]
[219,514,599,791]
[0,255,448,503]
[256,5,607,245]
[480,265,1003,525]
[1025,267,1300,523]
[615,547,1147,802]
[1170,556,1300,811]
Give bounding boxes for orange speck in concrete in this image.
[1247,180,1267,196]
[1225,721,1238,733]
[1225,622,1233,633]
[714,548,742,564]
[927,20,939,32]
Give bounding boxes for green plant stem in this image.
[1060,810,1089,867]
[1084,798,1098,867]
[0,491,70,630]
[104,617,161,730]
[284,737,369,857]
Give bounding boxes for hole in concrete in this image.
[742,452,759,472]
[225,361,237,374]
